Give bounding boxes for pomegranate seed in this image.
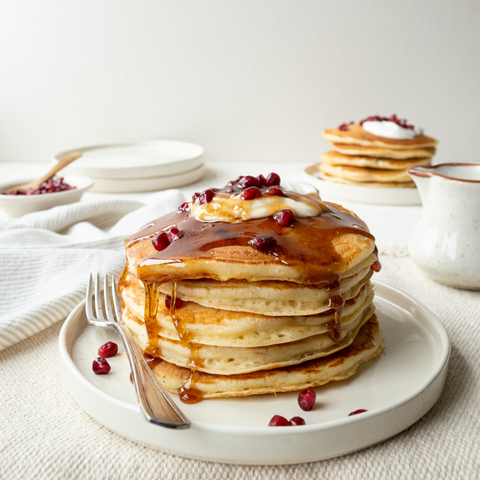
[239,175,261,188]
[249,235,277,252]
[298,388,316,411]
[92,357,111,375]
[265,187,285,197]
[268,415,289,427]
[265,172,281,187]
[167,227,183,242]
[274,209,294,227]
[359,114,415,130]
[371,260,381,272]
[192,192,200,202]
[165,295,184,310]
[228,176,243,185]
[289,416,306,426]
[241,187,262,200]
[257,174,267,186]
[199,189,215,205]
[2,176,76,196]
[226,187,234,193]
[348,409,368,416]
[152,232,171,251]
[177,202,189,213]
[338,122,353,131]
[98,341,118,358]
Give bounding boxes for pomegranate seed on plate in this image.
[298,388,316,411]
[92,357,111,375]
[289,416,306,426]
[98,341,118,358]
[348,409,368,416]
[268,415,289,427]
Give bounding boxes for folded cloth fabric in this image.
[0,189,185,351]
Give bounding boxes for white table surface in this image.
[0,162,422,246]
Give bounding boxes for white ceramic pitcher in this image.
[408,163,480,290]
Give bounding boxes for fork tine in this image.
[85,273,95,322]
[111,277,123,323]
[104,274,116,323]
[94,273,106,321]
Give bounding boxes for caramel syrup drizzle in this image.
[144,282,161,357]
[169,282,205,401]
[170,282,203,367]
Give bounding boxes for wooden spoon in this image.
[6,151,83,193]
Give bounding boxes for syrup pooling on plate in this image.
[125,174,379,403]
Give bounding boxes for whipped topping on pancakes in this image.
[190,191,322,223]
[362,120,423,140]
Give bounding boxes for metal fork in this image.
[85,273,190,429]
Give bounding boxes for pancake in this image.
[323,124,438,149]
[124,302,375,375]
[156,263,374,316]
[320,151,431,170]
[319,171,416,188]
[150,316,384,398]
[319,163,412,183]
[125,200,376,286]
[331,143,436,160]
[123,275,374,347]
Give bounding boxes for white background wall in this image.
[1,0,479,164]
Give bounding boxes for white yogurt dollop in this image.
[190,193,322,223]
[362,121,423,140]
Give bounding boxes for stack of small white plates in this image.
[53,141,204,193]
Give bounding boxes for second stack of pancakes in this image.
[319,115,438,188]
[121,174,384,402]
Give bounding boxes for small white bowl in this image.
[0,175,93,218]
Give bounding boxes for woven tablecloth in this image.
[1,249,479,479]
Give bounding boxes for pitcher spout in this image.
[407,166,431,205]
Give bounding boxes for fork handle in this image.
[113,323,191,429]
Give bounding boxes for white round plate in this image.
[53,141,204,180]
[88,164,204,193]
[304,165,421,205]
[59,281,449,465]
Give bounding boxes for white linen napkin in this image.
[0,189,185,351]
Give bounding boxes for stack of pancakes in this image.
[319,121,438,188]
[120,176,384,401]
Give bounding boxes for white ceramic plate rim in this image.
[53,141,204,179]
[59,280,450,436]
